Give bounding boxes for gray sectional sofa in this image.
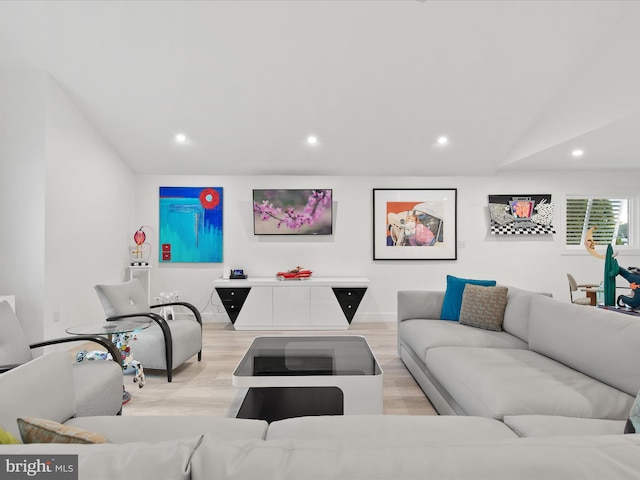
[1,417,640,479]
[2,361,640,480]
[398,285,639,432]
[2,287,640,479]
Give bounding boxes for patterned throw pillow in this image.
[459,285,509,332]
[17,417,109,444]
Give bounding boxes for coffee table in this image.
[232,336,383,422]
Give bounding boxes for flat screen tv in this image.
[253,189,333,235]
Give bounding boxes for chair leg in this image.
[198,351,202,361]
[164,331,173,382]
[150,315,173,382]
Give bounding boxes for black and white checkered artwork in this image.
[488,194,556,236]
[490,223,556,235]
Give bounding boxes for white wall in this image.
[44,76,136,339]
[0,72,47,341]
[0,72,135,343]
[2,76,634,342]
[135,172,640,323]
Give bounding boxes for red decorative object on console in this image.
[276,266,312,280]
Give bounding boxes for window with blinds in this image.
[566,198,629,246]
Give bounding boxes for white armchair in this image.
[0,300,123,417]
[94,278,202,382]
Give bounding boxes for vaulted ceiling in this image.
[1,1,639,176]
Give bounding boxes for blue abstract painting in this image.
[159,187,223,263]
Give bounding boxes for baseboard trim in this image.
[199,312,395,324]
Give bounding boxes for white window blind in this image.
[566,198,628,246]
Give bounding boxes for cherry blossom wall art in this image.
[159,186,223,262]
[252,189,333,235]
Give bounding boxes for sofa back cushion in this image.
[0,437,201,480]
[529,295,640,396]
[397,290,445,322]
[501,286,549,342]
[265,414,517,442]
[0,300,33,366]
[190,435,640,480]
[94,278,150,317]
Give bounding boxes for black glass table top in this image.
[233,336,381,377]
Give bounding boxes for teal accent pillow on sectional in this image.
[440,275,497,321]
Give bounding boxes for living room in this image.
[2,1,640,344]
[1,1,640,478]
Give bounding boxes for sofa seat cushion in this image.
[503,415,627,437]
[399,319,527,362]
[266,415,517,442]
[65,416,268,443]
[130,320,202,370]
[425,347,634,420]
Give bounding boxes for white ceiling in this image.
[1,0,639,177]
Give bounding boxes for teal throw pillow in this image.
[440,275,497,321]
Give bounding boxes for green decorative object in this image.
[604,244,619,306]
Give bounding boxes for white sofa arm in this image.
[0,352,77,440]
[397,290,445,323]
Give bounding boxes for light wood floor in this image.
[118,322,436,417]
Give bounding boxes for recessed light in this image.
[437,136,449,146]
[572,149,584,157]
[306,135,319,146]
[175,133,188,144]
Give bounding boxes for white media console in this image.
[213,277,369,330]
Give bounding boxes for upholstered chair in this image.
[94,278,202,382]
[566,273,599,306]
[0,300,123,416]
